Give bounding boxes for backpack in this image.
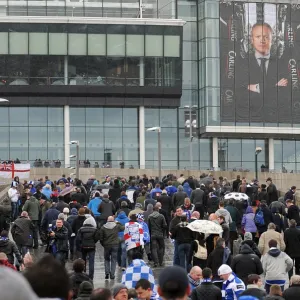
[254,209,265,226]
[194,240,207,260]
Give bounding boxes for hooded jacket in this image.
[190,188,205,206]
[41,206,60,230]
[284,227,300,258]
[239,284,267,299]
[241,207,257,233]
[108,184,121,204]
[98,197,116,220]
[143,204,154,223]
[87,196,102,217]
[287,204,300,225]
[0,237,23,264]
[76,281,93,300]
[183,182,192,197]
[148,211,167,238]
[11,216,34,246]
[115,211,129,239]
[76,218,99,249]
[216,208,232,226]
[22,196,40,221]
[144,194,157,211]
[99,221,124,247]
[231,244,263,285]
[172,187,188,208]
[261,247,293,281]
[157,194,173,214]
[165,185,177,197]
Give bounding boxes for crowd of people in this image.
[0,172,299,300]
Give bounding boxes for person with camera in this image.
[48,219,69,265]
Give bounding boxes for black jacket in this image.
[70,272,92,299]
[72,215,86,235]
[266,295,285,300]
[99,222,124,247]
[267,183,278,204]
[77,224,100,249]
[11,216,34,246]
[108,186,122,204]
[283,284,300,300]
[172,191,188,208]
[71,192,86,205]
[98,198,116,219]
[172,222,194,244]
[256,205,272,233]
[284,190,295,201]
[191,282,222,300]
[157,195,173,215]
[0,238,23,264]
[287,205,300,225]
[258,189,268,202]
[231,244,263,285]
[284,227,300,258]
[240,287,267,299]
[232,179,241,192]
[190,189,205,206]
[240,240,261,258]
[169,215,182,236]
[148,211,167,238]
[56,200,69,213]
[53,226,69,252]
[207,246,231,280]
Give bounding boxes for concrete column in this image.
[139,106,145,169]
[64,105,70,168]
[269,138,274,171]
[212,137,218,170]
[139,57,144,86]
[64,56,68,85]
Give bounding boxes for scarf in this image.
[187,274,201,287]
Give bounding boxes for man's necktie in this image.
[259,58,268,77]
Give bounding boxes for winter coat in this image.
[169,215,182,235]
[115,211,129,239]
[148,211,167,238]
[99,222,124,247]
[108,185,121,204]
[284,227,300,258]
[172,191,188,208]
[172,221,194,244]
[70,272,92,299]
[116,196,132,210]
[76,281,93,300]
[183,182,192,197]
[271,209,285,233]
[165,185,177,197]
[150,188,162,200]
[284,190,295,201]
[261,248,293,281]
[283,284,300,300]
[231,244,263,285]
[190,188,205,206]
[22,196,40,221]
[76,218,99,249]
[240,240,261,258]
[287,204,300,225]
[207,196,220,214]
[215,208,232,226]
[71,192,86,205]
[56,200,69,213]
[258,229,286,255]
[11,216,34,246]
[239,285,267,299]
[53,225,69,252]
[128,207,144,218]
[269,201,286,216]
[157,194,173,215]
[267,183,278,204]
[256,205,273,233]
[265,295,285,300]
[0,237,23,264]
[72,215,86,236]
[191,282,222,300]
[241,207,257,233]
[143,204,154,223]
[258,189,268,202]
[225,205,240,232]
[124,221,144,251]
[41,207,60,230]
[98,198,116,220]
[87,197,102,217]
[144,195,157,211]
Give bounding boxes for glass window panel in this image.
[48,127,64,160]
[206,58,220,86]
[160,108,177,127]
[178,0,197,21]
[183,41,197,61]
[106,58,125,85]
[179,129,199,162]
[87,56,106,84]
[29,56,49,85]
[200,138,211,162]
[10,127,28,161]
[49,33,67,55]
[144,57,163,86]
[123,108,137,127]
[282,162,296,173]
[199,59,205,89]
[29,33,48,55]
[86,127,104,161]
[145,35,163,57]
[0,33,8,54]
[107,34,125,56]
[70,108,86,127]
[104,127,122,166]
[180,90,198,109]
[126,35,144,56]
[274,140,283,163]
[69,34,87,55]
[164,35,180,57]
[205,19,219,38]
[70,127,86,159]
[68,56,88,84]
[7,56,30,84]
[0,107,9,126]
[123,128,138,160]
[207,107,220,125]
[242,139,255,162]
[29,108,48,126]
[86,108,103,126]
[161,128,178,161]
[283,140,296,162]
[227,139,241,162]
[145,108,159,128]
[205,38,219,58]
[104,108,122,127]
[10,107,28,126]
[183,61,197,89]
[206,87,220,106]
[126,57,139,86]
[9,32,28,55]
[0,127,9,160]
[205,1,219,18]
[48,56,64,83]
[29,127,47,160]
[296,141,300,163]
[183,22,197,41]
[88,34,106,56]
[48,107,63,126]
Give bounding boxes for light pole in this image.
[184,105,197,169]
[255,146,262,180]
[146,127,161,180]
[70,141,80,179]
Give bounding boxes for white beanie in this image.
[218,264,232,276]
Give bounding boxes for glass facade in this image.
[0,23,181,88]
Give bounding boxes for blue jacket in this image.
[222,273,245,300]
[166,185,177,197]
[88,197,102,216]
[41,207,60,230]
[115,211,129,239]
[183,182,192,197]
[138,220,150,243]
[150,188,162,200]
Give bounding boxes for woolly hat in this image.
[111,284,128,298]
[218,264,232,275]
[244,232,253,241]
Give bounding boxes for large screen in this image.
[220,2,300,124]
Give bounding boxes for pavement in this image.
[32,238,175,289]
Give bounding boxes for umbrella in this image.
[224,192,249,201]
[187,220,223,235]
[93,184,113,190]
[59,186,75,196]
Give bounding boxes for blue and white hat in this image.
[28,181,34,185]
